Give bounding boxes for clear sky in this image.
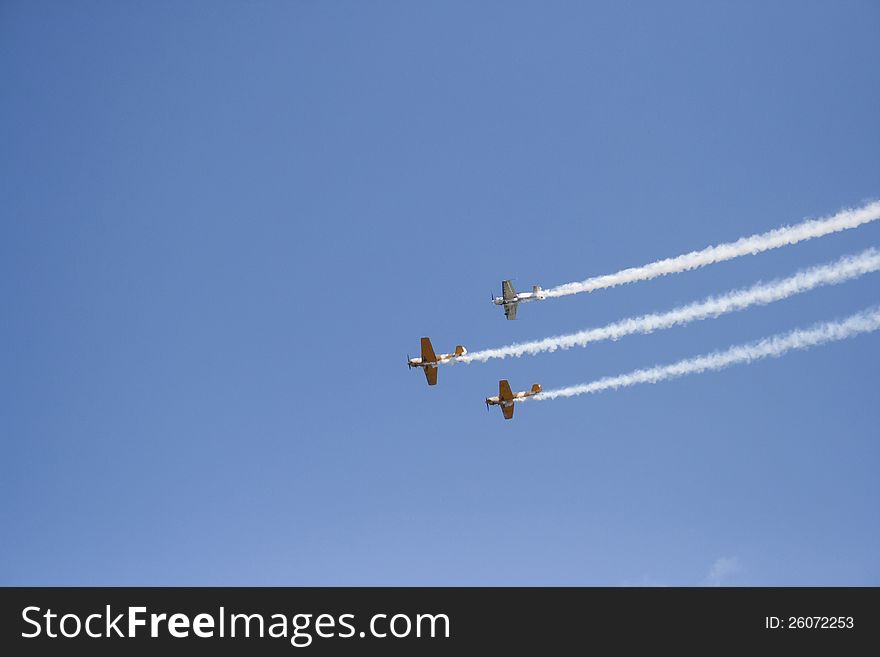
[2,1,878,586]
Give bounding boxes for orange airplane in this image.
[407,337,467,385]
[485,380,542,419]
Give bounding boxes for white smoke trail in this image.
[544,201,880,298]
[527,306,880,401]
[458,248,880,363]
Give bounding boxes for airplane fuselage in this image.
[492,291,543,306]
[407,352,461,368]
[485,389,538,406]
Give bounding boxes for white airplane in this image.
[485,380,542,419]
[407,337,467,386]
[492,280,544,319]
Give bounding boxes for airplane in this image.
[485,379,542,419]
[407,337,467,385]
[492,280,544,319]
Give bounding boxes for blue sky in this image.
[2,1,878,585]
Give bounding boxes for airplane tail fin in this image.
[454,345,467,356]
[532,285,543,296]
[531,383,542,394]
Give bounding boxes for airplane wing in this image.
[420,337,438,363]
[499,379,514,401]
[424,367,438,386]
[504,302,517,320]
[502,280,517,301]
[502,404,515,420]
